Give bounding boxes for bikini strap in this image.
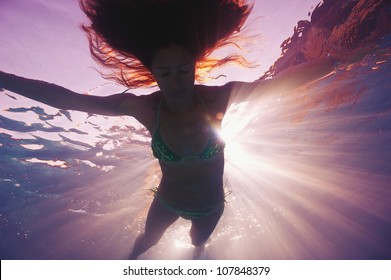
[195,91,211,123]
[156,92,209,129]
[156,95,164,129]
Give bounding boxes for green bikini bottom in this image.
[151,188,224,220]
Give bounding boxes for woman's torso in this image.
[133,85,230,210]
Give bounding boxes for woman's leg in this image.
[130,197,179,259]
[190,204,224,258]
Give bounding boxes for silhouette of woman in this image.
[0,0,344,259]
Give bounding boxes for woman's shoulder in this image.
[121,90,162,131]
[133,90,162,107]
[195,84,230,112]
[195,84,229,101]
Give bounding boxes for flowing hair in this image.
[80,0,253,88]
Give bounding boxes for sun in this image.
[218,101,257,166]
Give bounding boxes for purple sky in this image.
[0,0,321,94]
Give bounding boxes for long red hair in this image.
[80,0,253,88]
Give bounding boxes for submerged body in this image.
[0,42,339,258]
[152,89,226,212]
[1,0,370,260]
[126,52,232,256]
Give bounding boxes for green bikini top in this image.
[151,94,225,162]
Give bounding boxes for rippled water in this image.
[1,0,391,259]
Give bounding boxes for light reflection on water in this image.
[217,52,391,259]
[149,51,391,259]
[2,48,390,259]
[1,1,391,259]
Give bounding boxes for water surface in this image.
[1,0,390,259]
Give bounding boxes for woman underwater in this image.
[0,0,357,259]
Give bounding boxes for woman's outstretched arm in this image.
[0,71,136,116]
[224,47,372,103]
[224,56,336,103]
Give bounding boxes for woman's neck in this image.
[162,91,198,115]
